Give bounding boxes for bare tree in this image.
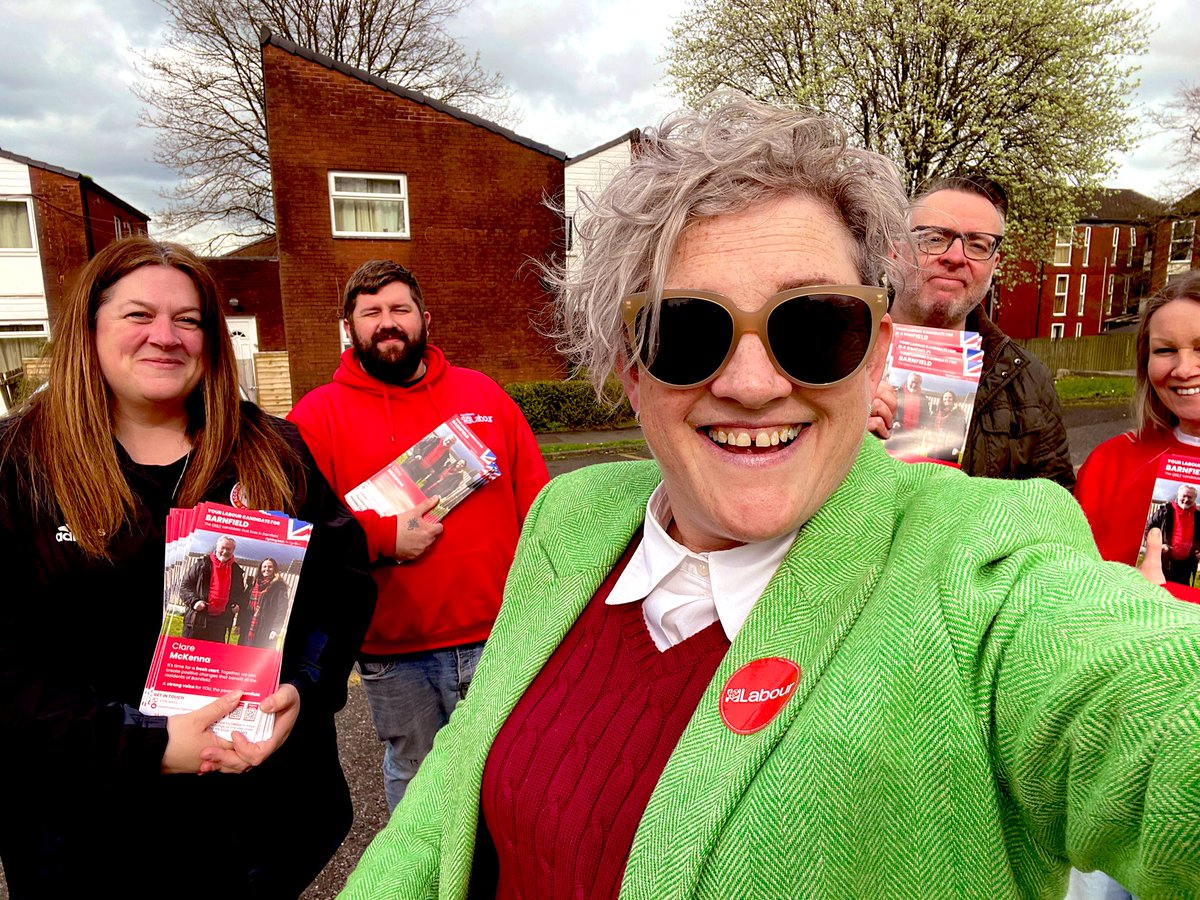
[666,0,1150,264]
[136,0,514,246]
[1151,82,1200,197]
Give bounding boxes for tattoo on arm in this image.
[406,517,419,531]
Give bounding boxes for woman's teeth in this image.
[706,426,800,447]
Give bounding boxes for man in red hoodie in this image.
[289,259,549,810]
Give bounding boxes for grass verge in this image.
[1055,374,1134,406]
[540,438,648,458]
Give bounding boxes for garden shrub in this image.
[505,378,634,432]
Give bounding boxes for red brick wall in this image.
[262,42,566,402]
[82,184,148,255]
[28,170,150,327]
[994,223,1151,339]
[1149,219,1173,293]
[28,168,88,327]
[205,257,285,351]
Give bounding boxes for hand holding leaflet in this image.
[1139,528,1167,585]
[161,690,241,774]
[393,494,444,561]
[344,414,501,523]
[199,683,300,774]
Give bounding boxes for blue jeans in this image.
[357,640,485,811]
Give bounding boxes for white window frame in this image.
[1082,226,1091,266]
[1111,228,1119,265]
[0,198,37,253]
[1053,274,1069,315]
[1075,322,1083,338]
[329,171,410,239]
[1053,227,1073,266]
[1106,274,1115,314]
[1050,323,1065,340]
[0,320,50,374]
[1128,227,1136,265]
[1078,273,1087,315]
[1170,219,1196,264]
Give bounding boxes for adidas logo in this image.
[55,524,76,543]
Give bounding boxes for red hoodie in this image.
[289,345,549,655]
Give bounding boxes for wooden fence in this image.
[253,351,293,417]
[1013,333,1136,375]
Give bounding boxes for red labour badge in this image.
[719,657,801,735]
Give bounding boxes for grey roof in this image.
[0,147,150,220]
[567,129,642,165]
[260,30,567,161]
[1077,187,1166,224]
[1171,187,1200,217]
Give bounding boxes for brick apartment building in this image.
[0,148,149,410]
[994,189,1169,340]
[260,31,567,402]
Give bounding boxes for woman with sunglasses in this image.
[0,237,375,898]
[1075,272,1200,604]
[343,96,1200,900]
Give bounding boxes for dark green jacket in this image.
[962,307,1075,490]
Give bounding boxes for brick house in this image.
[994,189,1165,340]
[260,32,568,403]
[0,148,149,410]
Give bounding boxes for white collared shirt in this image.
[607,484,797,651]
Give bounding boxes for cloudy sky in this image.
[0,0,1195,243]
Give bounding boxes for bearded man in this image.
[288,259,547,810]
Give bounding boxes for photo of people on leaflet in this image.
[883,366,976,465]
[1143,481,1200,587]
[177,532,301,646]
[398,424,495,510]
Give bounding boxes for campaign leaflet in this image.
[1135,454,1200,589]
[344,414,501,522]
[883,323,984,467]
[140,503,312,742]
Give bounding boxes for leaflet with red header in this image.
[140,503,311,741]
[1135,454,1200,584]
[883,323,983,467]
[344,414,501,522]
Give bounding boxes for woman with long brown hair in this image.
[0,236,375,897]
[1076,271,1200,603]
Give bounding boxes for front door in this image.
[226,316,259,403]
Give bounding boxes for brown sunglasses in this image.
[621,285,887,389]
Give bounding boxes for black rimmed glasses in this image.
[621,285,887,390]
[911,226,1003,261]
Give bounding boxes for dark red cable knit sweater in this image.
[481,548,731,899]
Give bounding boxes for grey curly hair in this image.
[548,92,910,394]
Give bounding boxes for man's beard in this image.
[353,323,427,385]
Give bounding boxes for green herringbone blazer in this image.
[341,438,1200,899]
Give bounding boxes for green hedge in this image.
[505,379,635,433]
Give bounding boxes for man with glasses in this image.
[881,176,1075,488]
